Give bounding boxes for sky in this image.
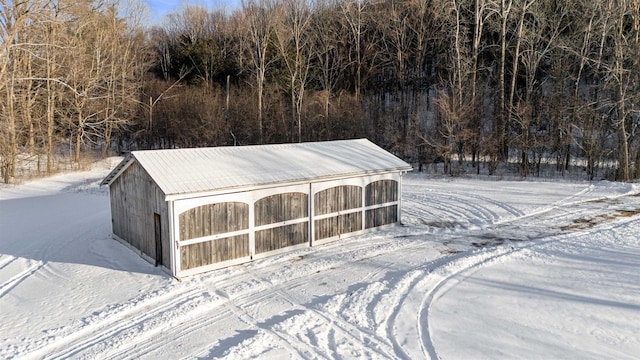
[144,0,242,23]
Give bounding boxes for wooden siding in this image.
[255,222,309,254]
[365,205,398,228]
[180,234,250,270]
[255,192,308,226]
[315,212,362,240]
[179,202,249,241]
[365,180,398,206]
[109,162,171,269]
[314,185,362,215]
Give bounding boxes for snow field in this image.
[1,164,639,359]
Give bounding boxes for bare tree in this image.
[0,0,33,181]
[101,5,148,157]
[469,0,493,170]
[515,0,564,176]
[310,0,344,127]
[274,0,313,142]
[376,0,416,157]
[339,0,369,102]
[242,0,278,144]
[605,0,639,181]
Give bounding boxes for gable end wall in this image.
[109,161,171,270]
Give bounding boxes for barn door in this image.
[313,185,363,241]
[154,213,162,267]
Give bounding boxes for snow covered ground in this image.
[1,160,640,359]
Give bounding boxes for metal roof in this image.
[102,139,412,197]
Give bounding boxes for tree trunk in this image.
[257,70,264,144]
[75,112,83,164]
[498,0,511,161]
[617,98,630,181]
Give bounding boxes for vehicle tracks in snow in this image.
[10,179,638,359]
[381,185,640,359]
[25,285,207,359]
[194,267,390,358]
[253,270,398,359]
[415,206,640,359]
[0,255,17,270]
[0,260,44,299]
[104,303,232,360]
[149,188,640,359]
[402,186,525,229]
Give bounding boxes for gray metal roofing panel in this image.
[130,139,412,196]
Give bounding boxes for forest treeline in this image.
[1,0,640,183]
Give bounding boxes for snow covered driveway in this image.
[1,167,639,359]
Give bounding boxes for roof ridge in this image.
[131,138,368,154]
[104,139,411,197]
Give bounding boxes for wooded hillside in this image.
[2,0,639,182]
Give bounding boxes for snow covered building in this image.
[101,139,412,278]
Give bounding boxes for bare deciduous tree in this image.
[242,0,277,144]
[274,0,313,142]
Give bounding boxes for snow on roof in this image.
[102,139,412,197]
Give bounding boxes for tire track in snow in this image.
[402,182,606,231]
[0,211,108,304]
[192,261,402,359]
[382,269,427,359]
[493,187,595,226]
[104,293,232,360]
[103,238,413,359]
[404,193,485,226]
[96,273,279,359]
[246,252,455,360]
[0,261,44,298]
[417,246,522,359]
[25,285,204,360]
[217,288,324,359]
[270,281,397,359]
[214,232,463,359]
[416,208,640,359]
[554,184,595,205]
[460,192,525,219]
[28,181,628,359]
[390,187,639,359]
[253,253,423,359]
[181,194,623,360]
[0,215,84,299]
[386,237,564,359]
[219,270,386,359]
[0,255,16,270]
[180,272,324,358]
[402,188,523,229]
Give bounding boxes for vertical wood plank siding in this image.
[110,162,171,269]
[255,222,309,254]
[180,234,250,270]
[314,185,362,215]
[365,205,398,228]
[313,185,364,240]
[255,193,308,226]
[254,192,309,254]
[365,180,398,206]
[365,180,399,228]
[179,202,249,241]
[314,212,363,240]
